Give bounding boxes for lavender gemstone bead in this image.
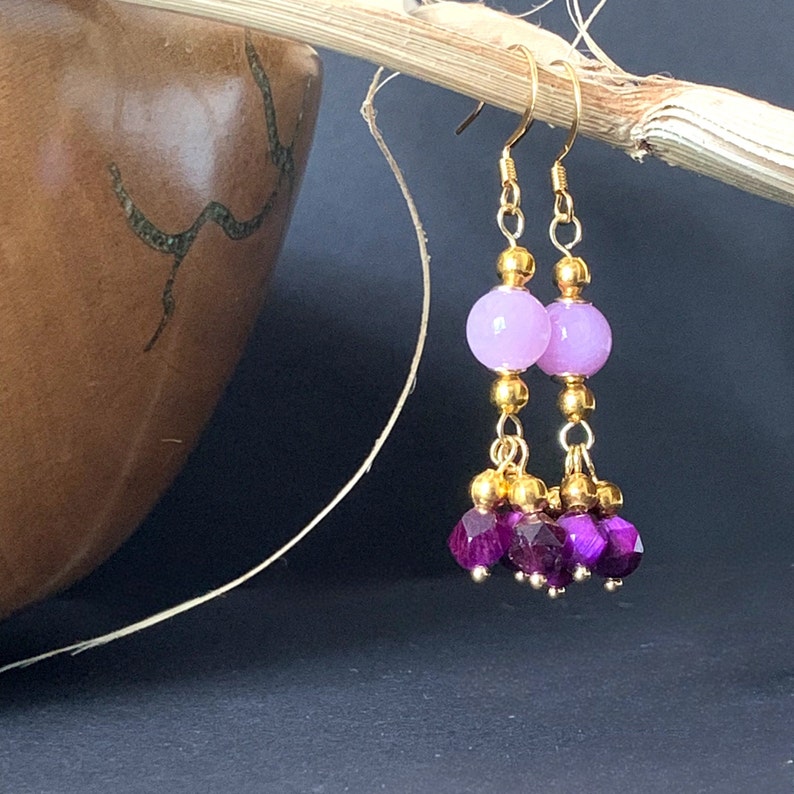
[595,515,644,578]
[557,511,607,568]
[466,286,552,372]
[448,508,514,570]
[507,511,573,578]
[537,300,612,378]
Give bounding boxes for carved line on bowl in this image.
[108,32,311,351]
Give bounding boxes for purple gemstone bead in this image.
[545,569,574,588]
[557,511,607,568]
[448,508,514,571]
[537,300,612,378]
[498,511,525,571]
[466,286,551,372]
[507,512,573,578]
[595,515,644,578]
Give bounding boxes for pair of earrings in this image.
[447,49,643,598]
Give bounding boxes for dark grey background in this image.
[1,2,793,792]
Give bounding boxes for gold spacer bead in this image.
[509,474,548,514]
[572,564,591,583]
[490,374,529,415]
[514,571,527,584]
[603,577,623,593]
[554,256,590,300]
[557,377,595,423]
[469,468,508,510]
[547,586,566,599]
[528,572,547,590]
[546,486,562,515]
[470,565,490,584]
[596,480,624,516]
[497,246,536,288]
[560,472,598,512]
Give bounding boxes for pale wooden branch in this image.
[117,0,794,207]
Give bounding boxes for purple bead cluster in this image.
[447,502,643,592]
[451,256,644,594]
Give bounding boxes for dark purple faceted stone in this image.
[497,511,524,571]
[506,511,573,578]
[448,507,514,570]
[545,568,574,587]
[557,510,607,568]
[594,515,644,578]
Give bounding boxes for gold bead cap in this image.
[560,472,598,512]
[470,468,508,510]
[497,246,535,288]
[510,474,548,514]
[596,480,624,515]
[554,256,590,300]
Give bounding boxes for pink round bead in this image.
[537,300,612,377]
[466,287,551,372]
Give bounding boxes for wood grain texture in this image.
[0,0,321,617]
[116,0,794,206]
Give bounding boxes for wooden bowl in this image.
[0,1,321,617]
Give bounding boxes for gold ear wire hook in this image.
[455,45,539,248]
[549,59,584,254]
[550,59,582,161]
[454,44,539,155]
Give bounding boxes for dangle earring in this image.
[447,47,572,597]
[537,61,644,592]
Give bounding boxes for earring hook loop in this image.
[455,44,539,156]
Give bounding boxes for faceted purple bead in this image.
[595,515,644,578]
[466,286,551,372]
[448,508,514,570]
[557,511,607,568]
[498,511,525,571]
[545,568,574,588]
[506,511,573,578]
[537,300,612,378]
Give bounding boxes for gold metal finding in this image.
[497,246,536,287]
[559,420,596,453]
[469,468,508,510]
[510,474,548,514]
[547,486,562,514]
[455,45,539,248]
[548,60,584,256]
[490,374,529,415]
[560,472,598,512]
[596,480,624,515]
[470,566,491,584]
[455,44,538,145]
[551,60,582,160]
[489,412,530,480]
[572,564,592,583]
[557,377,596,423]
[604,578,623,593]
[553,256,590,300]
[550,161,569,194]
[528,572,547,590]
